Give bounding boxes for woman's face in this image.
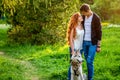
[78,15,83,22]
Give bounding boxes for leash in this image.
[74,69,79,76]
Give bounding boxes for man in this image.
[80,4,102,80]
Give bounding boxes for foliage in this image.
[91,0,120,24]
[1,0,82,45]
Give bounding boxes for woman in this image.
[67,12,84,57]
[66,12,84,80]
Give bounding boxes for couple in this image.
[67,4,102,80]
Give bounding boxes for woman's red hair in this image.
[66,12,80,45]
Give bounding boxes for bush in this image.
[3,0,82,45]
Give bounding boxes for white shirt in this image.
[74,27,84,51]
[84,14,93,41]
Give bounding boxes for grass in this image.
[0,24,120,80]
[94,27,120,80]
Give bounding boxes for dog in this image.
[70,50,86,80]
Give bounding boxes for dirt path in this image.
[0,24,10,28]
[0,51,40,80]
[0,51,4,55]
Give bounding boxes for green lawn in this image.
[0,25,120,80]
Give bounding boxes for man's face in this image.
[81,11,89,16]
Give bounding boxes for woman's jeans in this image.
[83,41,97,80]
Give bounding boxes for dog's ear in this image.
[76,49,80,55]
[71,54,74,59]
[76,49,79,53]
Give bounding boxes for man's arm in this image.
[97,17,102,52]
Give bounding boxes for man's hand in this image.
[96,47,101,53]
[97,40,101,53]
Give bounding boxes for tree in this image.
[2,0,82,44]
[91,0,120,23]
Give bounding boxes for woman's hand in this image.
[71,51,75,55]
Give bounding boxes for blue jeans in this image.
[67,47,83,80]
[83,41,97,80]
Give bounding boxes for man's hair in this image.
[80,4,90,12]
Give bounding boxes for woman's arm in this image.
[70,29,74,55]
